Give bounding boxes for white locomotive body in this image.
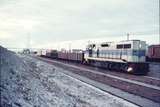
[84,40,149,74]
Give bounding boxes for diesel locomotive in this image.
[84,40,149,75]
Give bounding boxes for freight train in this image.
[37,40,150,75]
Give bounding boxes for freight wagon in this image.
[46,50,58,59]
[146,45,160,62]
[58,51,84,62]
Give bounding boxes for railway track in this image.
[33,56,160,106]
[62,61,160,87]
[41,58,160,87]
[144,76,160,81]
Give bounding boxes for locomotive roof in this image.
[119,39,141,42]
[101,40,143,44]
[87,40,146,46]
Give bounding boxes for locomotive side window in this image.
[117,44,123,49]
[124,44,131,49]
[101,44,109,47]
[117,44,131,49]
[88,44,95,48]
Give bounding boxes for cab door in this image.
[89,49,92,57]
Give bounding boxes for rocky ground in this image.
[0,46,138,107]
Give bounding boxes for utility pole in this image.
[159,34,160,44]
[68,43,71,52]
[27,33,31,49]
[127,33,129,40]
[25,33,31,54]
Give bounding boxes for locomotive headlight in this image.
[127,67,133,72]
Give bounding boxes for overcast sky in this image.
[0,0,159,49]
